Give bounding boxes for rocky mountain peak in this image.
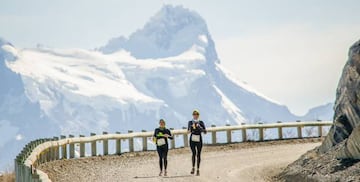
[99,5,219,63]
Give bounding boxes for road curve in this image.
[39,139,321,182]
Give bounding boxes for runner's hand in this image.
[164,134,169,138]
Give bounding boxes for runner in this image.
[187,109,207,176]
[153,119,173,176]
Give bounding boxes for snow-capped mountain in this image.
[0,5,300,170]
[301,102,334,121]
[99,5,215,60]
[98,5,297,123]
[0,38,59,170]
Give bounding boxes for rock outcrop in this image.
[319,39,360,158]
[279,40,360,181]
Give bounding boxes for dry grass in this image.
[0,172,15,182]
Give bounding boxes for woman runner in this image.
[187,109,207,176]
[153,119,173,176]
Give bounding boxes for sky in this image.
[1,0,360,115]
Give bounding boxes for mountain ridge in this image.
[0,5,333,171]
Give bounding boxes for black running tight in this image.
[190,141,203,169]
[157,145,168,171]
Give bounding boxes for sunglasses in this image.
[193,113,199,116]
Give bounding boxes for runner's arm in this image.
[167,129,174,140]
[187,121,192,133]
[152,129,157,143]
[200,121,207,134]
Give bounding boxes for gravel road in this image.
[39,139,321,182]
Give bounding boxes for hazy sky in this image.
[1,0,360,115]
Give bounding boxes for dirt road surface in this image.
[39,139,321,182]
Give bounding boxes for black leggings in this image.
[157,145,169,171]
[190,140,203,169]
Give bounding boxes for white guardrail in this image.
[15,120,332,182]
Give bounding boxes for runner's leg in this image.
[196,142,203,169]
[164,146,168,170]
[157,146,163,171]
[190,141,196,168]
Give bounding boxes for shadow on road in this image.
[134,174,193,179]
[134,175,159,179]
[163,175,193,178]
